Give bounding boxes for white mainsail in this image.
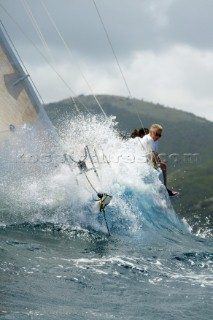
[0,24,56,145]
[0,24,72,217]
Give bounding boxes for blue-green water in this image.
[0,208,212,320]
[0,117,212,319]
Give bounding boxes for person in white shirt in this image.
[141,124,179,197]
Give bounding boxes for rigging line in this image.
[92,0,145,129]
[21,0,53,65]
[92,0,131,98]
[0,4,89,114]
[84,172,98,194]
[39,0,107,118]
[21,0,84,114]
[20,0,81,114]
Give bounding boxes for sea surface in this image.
[0,116,212,319]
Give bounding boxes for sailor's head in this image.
[130,129,138,138]
[138,128,146,138]
[150,124,163,141]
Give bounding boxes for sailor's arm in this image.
[151,151,161,168]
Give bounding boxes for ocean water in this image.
[0,116,212,320]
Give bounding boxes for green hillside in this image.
[168,160,213,233]
[46,94,213,165]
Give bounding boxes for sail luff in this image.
[0,24,56,144]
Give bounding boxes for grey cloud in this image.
[1,0,213,62]
[0,0,171,61]
[166,0,213,49]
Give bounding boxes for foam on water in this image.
[0,114,189,239]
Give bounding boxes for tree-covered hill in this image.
[168,160,213,234]
[45,94,213,165]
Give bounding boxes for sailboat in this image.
[0,22,114,232]
[0,18,177,235]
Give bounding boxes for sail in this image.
[0,25,55,145]
[0,24,72,214]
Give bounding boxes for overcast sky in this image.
[1,0,213,121]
